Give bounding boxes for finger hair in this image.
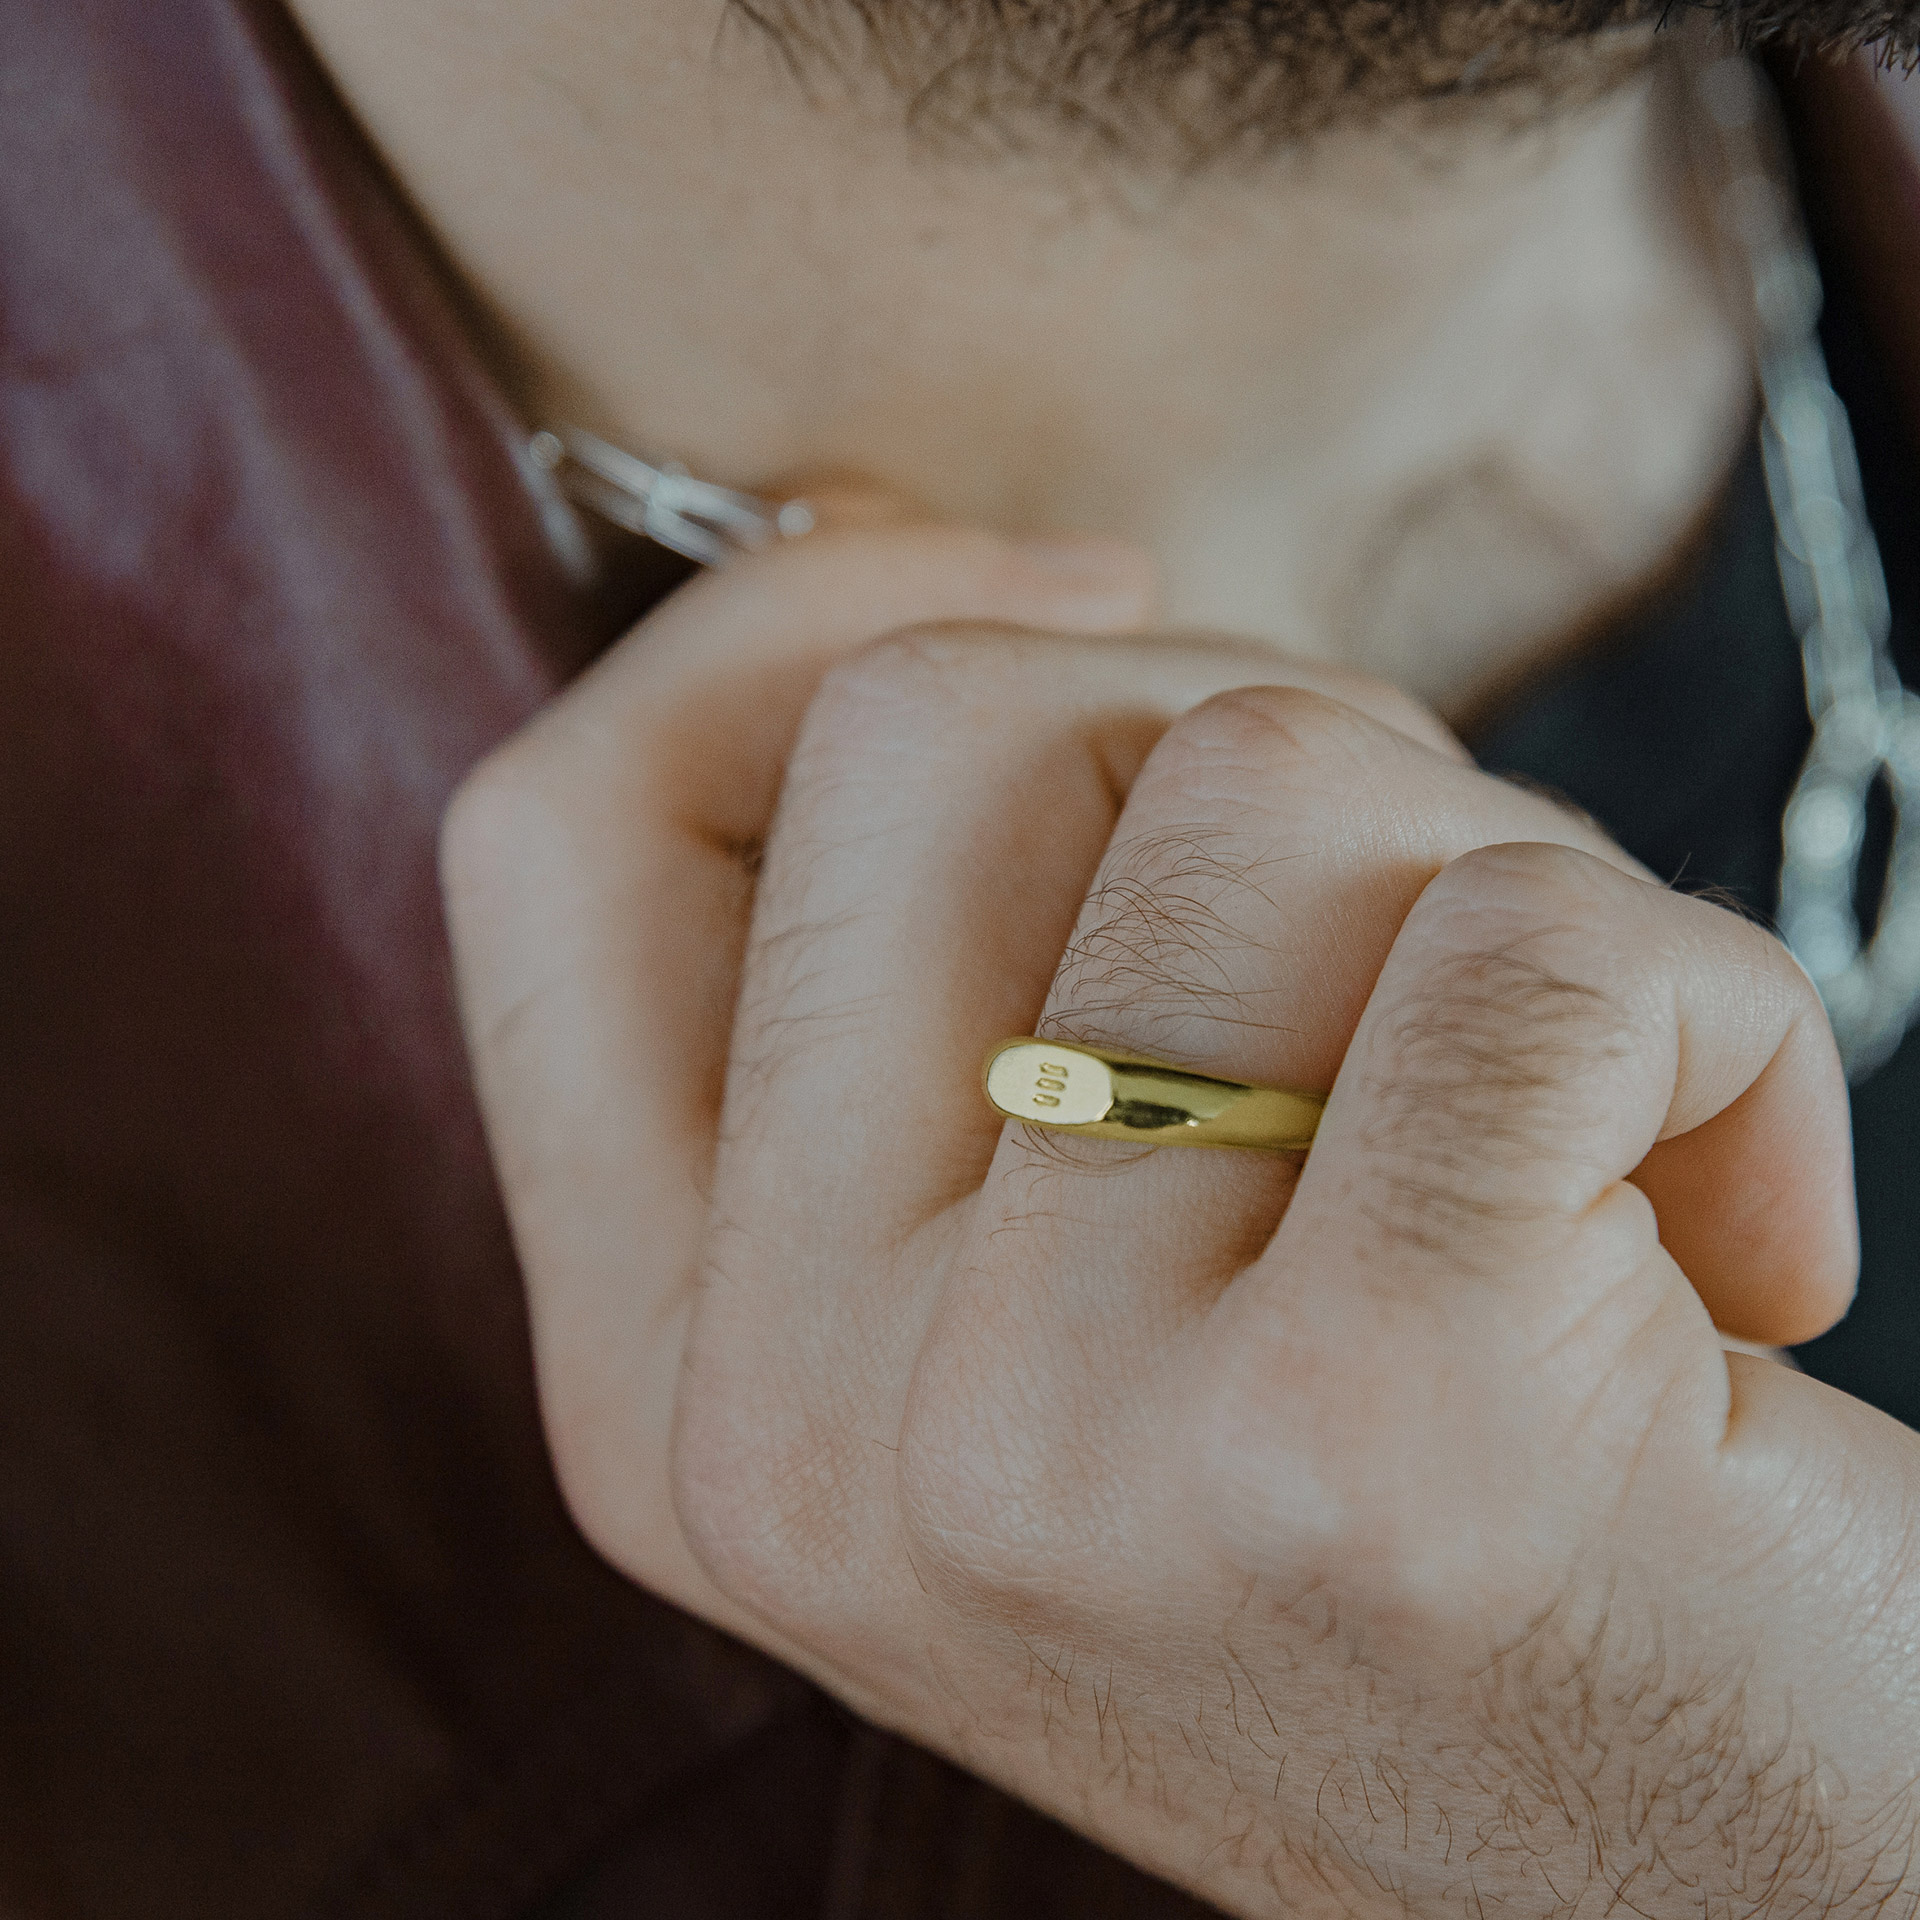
[1352,940,1635,1265]
[1047,825,1309,1060]
[1023,1577,1920,1915]
[1461,1578,1920,1918]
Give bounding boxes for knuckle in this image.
[665,1237,870,1628]
[808,624,1018,733]
[1415,836,1619,925]
[1286,663,1466,760]
[669,1373,851,1628]
[673,1421,850,1627]
[1394,842,1648,1017]
[1353,848,1648,1241]
[816,627,943,703]
[895,1403,1087,1621]
[890,1269,1142,1622]
[1040,684,1437,1060]
[1152,683,1385,800]
[1196,1342,1415,1585]
[1359,987,1627,1258]
[1381,932,1634,1122]
[1193,1309,1566,1626]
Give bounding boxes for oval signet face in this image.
[984,1043,1114,1128]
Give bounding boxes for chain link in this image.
[1693,48,1920,1079]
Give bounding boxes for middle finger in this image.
[973,683,1648,1335]
[705,634,1456,1405]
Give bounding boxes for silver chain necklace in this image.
[534,48,1920,1081]
[1693,47,1920,1080]
[527,424,813,568]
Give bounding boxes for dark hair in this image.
[731,0,1920,165]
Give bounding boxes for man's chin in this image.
[728,0,1920,167]
[729,0,1681,163]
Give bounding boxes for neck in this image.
[287,0,1751,718]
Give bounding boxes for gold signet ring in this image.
[983,1039,1323,1153]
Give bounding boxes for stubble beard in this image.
[729,0,1920,166]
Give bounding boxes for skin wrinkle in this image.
[732,0,1920,165]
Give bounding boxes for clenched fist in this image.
[442,517,1920,1920]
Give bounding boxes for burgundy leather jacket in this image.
[2,4,1915,1915]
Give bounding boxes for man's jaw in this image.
[728,0,1919,167]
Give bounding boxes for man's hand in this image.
[441,522,1920,1919]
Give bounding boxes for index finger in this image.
[444,521,1156,1202]
[439,521,1153,1591]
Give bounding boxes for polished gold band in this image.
[983,1039,1322,1153]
